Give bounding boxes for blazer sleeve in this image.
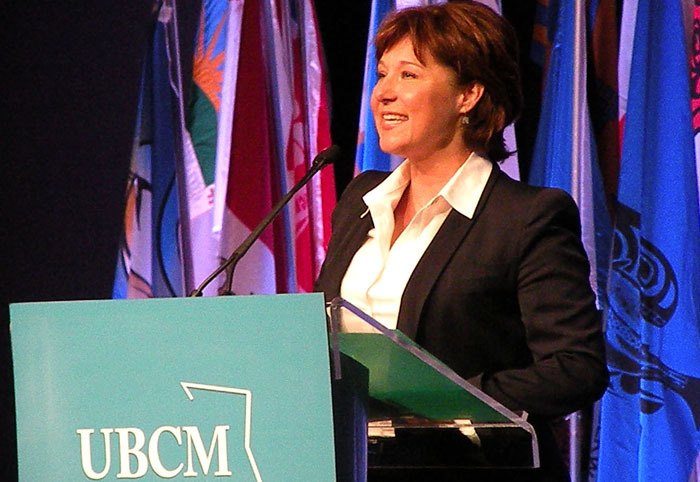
[478,188,609,418]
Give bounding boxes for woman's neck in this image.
[405,148,473,208]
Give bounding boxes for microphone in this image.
[189,144,341,297]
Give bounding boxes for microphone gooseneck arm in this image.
[189,145,341,297]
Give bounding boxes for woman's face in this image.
[371,37,469,163]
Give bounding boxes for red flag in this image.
[269,0,335,293]
[220,0,278,294]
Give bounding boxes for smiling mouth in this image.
[381,113,408,125]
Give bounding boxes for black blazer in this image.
[315,164,608,419]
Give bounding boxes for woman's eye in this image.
[401,71,417,79]
[376,71,386,79]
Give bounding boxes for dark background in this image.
[0,1,539,479]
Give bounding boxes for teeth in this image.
[383,114,408,122]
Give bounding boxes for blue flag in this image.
[355,0,397,173]
[596,1,700,480]
[113,4,185,298]
[528,0,612,304]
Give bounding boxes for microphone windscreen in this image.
[313,144,342,168]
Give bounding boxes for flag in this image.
[692,0,700,214]
[217,0,277,295]
[183,0,235,296]
[354,0,520,178]
[596,1,700,481]
[526,2,613,479]
[585,1,620,476]
[300,0,336,272]
[586,0,619,213]
[115,0,334,297]
[215,0,335,295]
[355,0,402,173]
[530,0,553,72]
[616,0,638,141]
[114,3,185,299]
[290,0,336,291]
[264,0,335,293]
[527,0,612,305]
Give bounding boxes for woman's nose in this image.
[373,77,397,104]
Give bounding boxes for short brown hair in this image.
[374,1,523,162]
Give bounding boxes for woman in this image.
[315,2,608,480]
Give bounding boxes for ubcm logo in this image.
[76,382,263,480]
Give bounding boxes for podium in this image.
[328,298,539,481]
[11,294,538,481]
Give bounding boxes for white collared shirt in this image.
[339,152,493,332]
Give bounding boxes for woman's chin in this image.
[377,142,406,158]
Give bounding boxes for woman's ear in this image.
[458,82,485,115]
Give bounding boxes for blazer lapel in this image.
[317,171,389,300]
[397,165,502,339]
[324,213,374,299]
[397,211,473,339]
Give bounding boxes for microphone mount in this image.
[189,145,341,297]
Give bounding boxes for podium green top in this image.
[339,331,513,424]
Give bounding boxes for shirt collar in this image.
[361,152,493,220]
[438,151,492,219]
[363,162,411,209]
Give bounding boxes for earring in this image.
[461,115,470,126]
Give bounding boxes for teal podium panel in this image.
[11,294,335,481]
